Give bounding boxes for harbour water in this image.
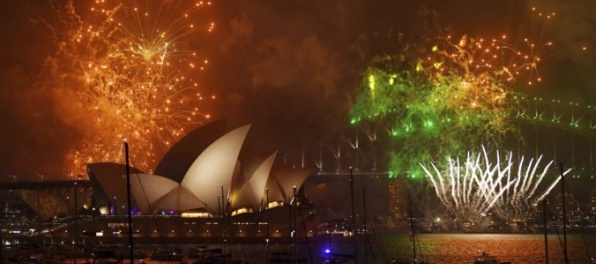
[242,231,596,263]
[6,232,595,263]
[377,232,596,263]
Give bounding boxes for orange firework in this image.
[42,0,215,176]
[422,7,555,86]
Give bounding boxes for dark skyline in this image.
[0,0,594,179]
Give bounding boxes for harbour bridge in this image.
[278,95,596,179]
[1,95,593,206]
[273,95,596,223]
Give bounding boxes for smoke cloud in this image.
[0,0,593,179]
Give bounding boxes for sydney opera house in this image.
[6,120,318,245]
[89,120,311,217]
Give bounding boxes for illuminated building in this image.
[553,193,581,222]
[387,178,407,220]
[87,120,312,216]
[1,120,314,245]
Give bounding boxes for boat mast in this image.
[0,203,4,263]
[124,141,134,264]
[543,199,549,264]
[221,186,228,255]
[363,188,368,264]
[408,198,417,261]
[73,179,79,264]
[349,167,358,263]
[266,188,270,264]
[293,185,298,264]
[560,163,568,264]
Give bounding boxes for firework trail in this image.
[420,146,570,223]
[492,154,569,221]
[39,0,215,175]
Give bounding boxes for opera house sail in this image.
[86,120,312,218]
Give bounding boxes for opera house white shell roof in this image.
[86,121,312,215]
[181,124,251,212]
[230,150,278,210]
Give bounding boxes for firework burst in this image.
[420,146,570,223]
[350,7,555,176]
[39,0,215,175]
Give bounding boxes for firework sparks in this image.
[350,7,555,176]
[420,146,571,223]
[40,0,215,175]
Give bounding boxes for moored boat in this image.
[90,246,121,263]
[473,251,511,264]
[473,252,497,264]
[150,247,183,261]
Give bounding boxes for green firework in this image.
[351,37,521,178]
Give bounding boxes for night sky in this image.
[0,0,594,180]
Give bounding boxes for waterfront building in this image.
[554,193,581,223]
[387,178,407,220]
[0,120,316,246]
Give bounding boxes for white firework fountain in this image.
[420,146,571,223]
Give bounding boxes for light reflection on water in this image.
[378,232,596,263]
[50,232,596,263]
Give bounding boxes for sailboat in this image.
[392,198,432,264]
[472,252,500,264]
